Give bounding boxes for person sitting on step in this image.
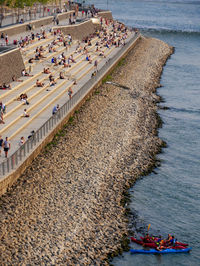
[35,79,44,87]
[43,68,51,74]
[59,72,65,79]
[21,69,33,77]
[23,109,30,117]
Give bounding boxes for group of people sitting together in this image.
[0,83,11,90]
[51,53,76,68]
[143,233,180,251]
[17,93,29,105]
[35,69,65,88]
[28,30,72,64]
[13,28,47,47]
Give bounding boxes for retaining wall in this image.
[0,34,142,197]
[53,20,97,40]
[98,11,113,20]
[0,48,25,84]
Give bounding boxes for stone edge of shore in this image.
[103,38,174,264]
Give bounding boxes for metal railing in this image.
[0,44,16,53]
[0,32,140,177]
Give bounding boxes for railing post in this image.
[16,150,18,165]
[34,133,37,146]
[51,117,53,128]
[11,155,14,169]
[37,131,39,142]
[2,161,5,175]
[43,124,46,136]
[23,144,26,157]
[58,109,61,120]
[66,101,69,112]
[19,147,22,161]
[59,108,62,119]
[27,140,29,153]
[7,159,10,173]
[31,137,33,149]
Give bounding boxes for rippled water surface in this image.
[88,0,200,265]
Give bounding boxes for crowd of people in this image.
[0,15,132,159]
[143,233,181,251]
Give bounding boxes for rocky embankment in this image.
[0,36,173,265]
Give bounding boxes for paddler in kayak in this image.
[155,235,162,246]
[169,235,176,246]
[166,234,172,242]
[156,240,166,251]
[143,233,150,243]
[157,235,162,243]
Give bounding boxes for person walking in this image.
[52,104,59,115]
[68,87,73,100]
[53,16,56,25]
[94,59,98,71]
[3,137,10,158]
[5,34,8,45]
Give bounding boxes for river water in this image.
[88,0,200,265]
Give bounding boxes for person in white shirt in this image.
[23,109,30,117]
[19,136,25,146]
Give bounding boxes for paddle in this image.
[147,224,151,232]
[144,224,151,238]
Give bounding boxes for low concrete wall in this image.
[98,11,113,20]
[0,48,25,84]
[54,20,96,40]
[0,34,142,197]
[57,11,73,21]
[0,11,73,37]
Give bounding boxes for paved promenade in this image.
[0,11,87,45]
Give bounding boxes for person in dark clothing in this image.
[0,135,3,156]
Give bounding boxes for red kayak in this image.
[140,236,188,247]
[131,237,187,249]
[131,237,157,248]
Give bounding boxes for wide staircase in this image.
[0,20,132,163]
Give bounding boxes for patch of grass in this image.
[102,74,112,84]
[95,90,100,95]
[68,116,74,124]
[118,58,125,67]
[86,96,91,102]
[44,116,76,153]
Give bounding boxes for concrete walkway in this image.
[0,11,88,46]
